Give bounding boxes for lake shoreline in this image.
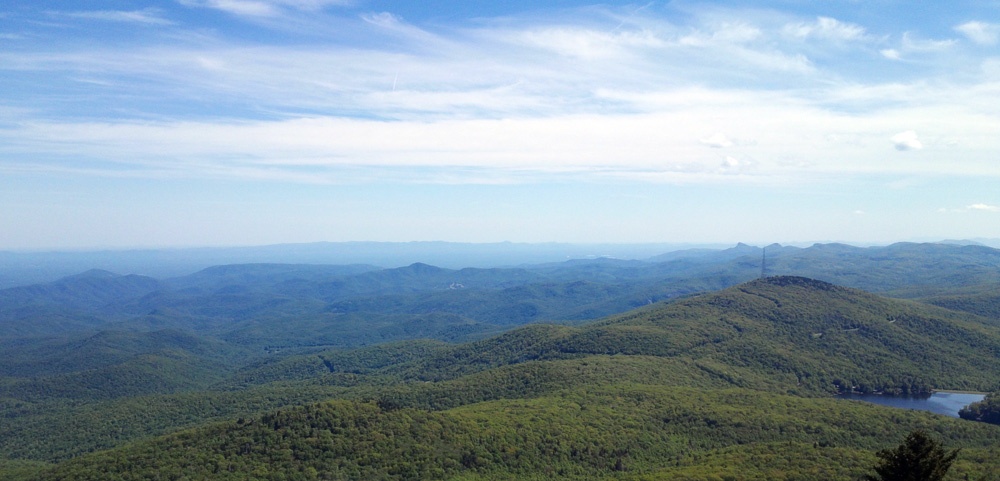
[837,391,986,418]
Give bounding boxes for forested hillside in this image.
[4,272,1000,480]
[36,388,1000,481]
[5,242,1000,350]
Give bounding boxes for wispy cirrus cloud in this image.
[880,31,958,61]
[513,27,664,60]
[5,2,1000,248]
[3,3,1000,187]
[783,16,867,41]
[4,88,999,187]
[179,0,352,18]
[54,9,174,25]
[900,32,958,52]
[955,21,1000,45]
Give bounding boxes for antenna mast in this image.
[760,246,767,279]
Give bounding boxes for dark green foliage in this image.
[864,430,959,481]
[7,268,1000,480]
[34,387,1000,481]
[605,277,1000,394]
[0,328,246,378]
[8,275,1000,467]
[0,383,358,461]
[919,284,1000,322]
[0,329,253,404]
[0,459,52,481]
[959,391,1000,425]
[305,276,1000,395]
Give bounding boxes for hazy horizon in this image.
[5,237,1000,291]
[5,237,1000,254]
[3,1,999,250]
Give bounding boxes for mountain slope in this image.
[8,275,1000,480]
[0,329,251,404]
[345,276,1000,394]
[0,270,162,311]
[599,276,1000,393]
[0,271,163,337]
[35,385,1000,481]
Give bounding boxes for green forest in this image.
[3,243,1000,480]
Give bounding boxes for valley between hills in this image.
[2,242,1000,480]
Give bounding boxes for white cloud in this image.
[272,0,353,9]
[878,33,958,61]
[967,203,1000,212]
[880,49,901,60]
[180,0,276,17]
[700,132,734,148]
[900,32,957,52]
[677,22,762,47]
[709,22,763,44]
[936,204,1000,213]
[4,4,1000,187]
[360,12,455,47]
[7,88,998,187]
[891,131,923,151]
[720,155,753,172]
[361,12,403,28]
[58,9,173,25]
[179,0,350,17]
[783,17,866,41]
[515,27,663,60]
[956,21,1000,45]
[671,21,814,75]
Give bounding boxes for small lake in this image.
[838,392,986,418]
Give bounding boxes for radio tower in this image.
[760,246,767,279]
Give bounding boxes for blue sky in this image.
[2,0,999,249]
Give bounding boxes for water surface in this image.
[838,391,985,418]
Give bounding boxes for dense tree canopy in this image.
[865,430,959,481]
[959,392,1000,426]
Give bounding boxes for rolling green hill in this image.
[918,283,1000,319]
[8,276,1000,480]
[0,329,253,404]
[0,329,242,377]
[317,276,1000,395]
[32,385,1000,480]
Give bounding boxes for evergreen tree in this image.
[865,430,959,481]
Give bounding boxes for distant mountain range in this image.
[3,239,999,289]
[4,241,1000,346]
[0,241,722,289]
